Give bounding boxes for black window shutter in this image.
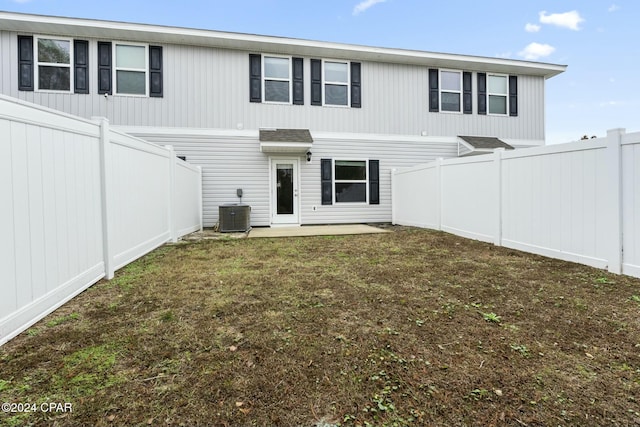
[149,46,163,97]
[311,59,322,106]
[73,40,89,94]
[249,54,261,103]
[351,62,361,108]
[463,71,472,114]
[477,72,487,115]
[428,68,439,112]
[321,158,332,205]
[509,75,518,117]
[292,57,304,105]
[18,35,34,91]
[97,42,112,95]
[369,160,380,205]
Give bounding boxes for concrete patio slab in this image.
[248,224,390,238]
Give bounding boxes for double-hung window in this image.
[35,36,72,92]
[114,42,148,95]
[335,160,367,203]
[263,56,291,103]
[440,70,462,112]
[488,74,508,115]
[324,61,349,106]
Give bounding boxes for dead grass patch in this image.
[1,227,639,426]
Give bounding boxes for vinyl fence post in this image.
[391,168,397,225]
[166,145,178,243]
[494,148,505,246]
[606,128,624,274]
[94,117,114,280]
[435,158,443,231]
[197,166,204,232]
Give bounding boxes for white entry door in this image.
[271,159,300,225]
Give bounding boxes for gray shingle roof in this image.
[458,136,514,150]
[259,129,313,143]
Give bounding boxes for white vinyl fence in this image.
[0,95,202,346]
[392,128,640,279]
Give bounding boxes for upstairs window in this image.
[478,73,517,116]
[97,42,162,97]
[440,70,462,112]
[263,56,291,103]
[114,42,147,95]
[324,61,349,106]
[488,74,508,115]
[36,36,72,91]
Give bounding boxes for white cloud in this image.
[525,23,541,33]
[539,10,584,30]
[495,52,512,59]
[353,0,387,16]
[518,42,556,60]
[608,4,620,12]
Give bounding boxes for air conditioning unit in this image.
[218,204,251,232]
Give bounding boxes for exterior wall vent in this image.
[219,204,251,232]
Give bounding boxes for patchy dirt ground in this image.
[1,227,639,426]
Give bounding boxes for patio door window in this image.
[271,159,300,224]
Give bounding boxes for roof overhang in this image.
[0,11,567,79]
[259,128,313,154]
[457,135,515,157]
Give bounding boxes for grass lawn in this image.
[1,227,639,426]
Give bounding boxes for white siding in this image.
[122,129,271,227]
[124,128,458,227]
[1,30,546,142]
[300,134,457,224]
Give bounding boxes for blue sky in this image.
[1,0,638,144]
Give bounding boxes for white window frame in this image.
[323,59,350,107]
[113,41,149,97]
[333,159,368,204]
[487,73,509,116]
[34,35,73,93]
[262,54,292,104]
[439,69,462,113]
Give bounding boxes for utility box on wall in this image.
[218,204,251,232]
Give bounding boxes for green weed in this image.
[52,344,123,397]
[482,312,501,323]
[45,312,80,328]
[510,343,530,357]
[467,388,490,401]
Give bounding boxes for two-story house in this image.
[0,11,566,227]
